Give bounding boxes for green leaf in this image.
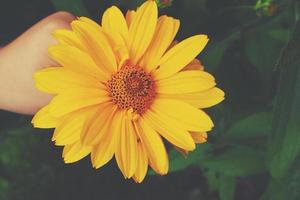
[148,143,211,175]
[219,175,236,200]
[203,171,236,200]
[155,0,173,8]
[269,61,300,178]
[268,29,290,43]
[201,32,239,72]
[224,112,272,140]
[0,179,10,200]
[202,146,267,176]
[168,143,211,172]
[261,159,300,200]
[255,0,275,16]
[244,31,283,79]
[203,170,219,191]
[50,0,90,16]
[268,20,300,179]
[0,126,39,169]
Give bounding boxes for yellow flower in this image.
[32,0,224,183]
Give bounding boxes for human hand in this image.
[0,12,75,115]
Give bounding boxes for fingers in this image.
[0,12,76,115]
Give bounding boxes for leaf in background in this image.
[148,143,211,175]
[269,61,300,178]
[201,32,239,72]
[255,0,278,16]
[268,29,290,43]
[155,0,173,8]
[224,112,272,140]
[261,159,300,200]
[168,143,211,172]
[50,0,89,16]
[204,171,236,200]
[202,146,267,176]
[0,126,36,169]
[244,30,283,80]
[0,178,10,200]
[267,19,300,179]
[218,175,236,200]
[203,170,219,191]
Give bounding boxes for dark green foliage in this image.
[202,146,267,177]
[218,175,236,200]
[202,32,240,72]
[51,0,89,16]
[267,18,300,179]
[166,143,211,172]
[223,112,272,140]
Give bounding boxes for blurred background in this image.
[0,0,299,199]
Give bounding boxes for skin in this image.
[0,12,75,115]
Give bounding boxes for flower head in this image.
[32,0,224,182]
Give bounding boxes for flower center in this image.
[107,66,156,114]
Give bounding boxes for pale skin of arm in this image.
[0,12,75,115]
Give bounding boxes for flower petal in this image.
[191,132,208,143]
[128,0,157,65]
[151,99,214,132]
[52,108,94,146]
[115,111,138,178]
[154,35,209,80]
[31,105,59,128]
[133,142,148,183]
[91,109,123,169]
[71,19,117,73]
[48,88,109,117]
[135,118,168,174]
[182,59,204,71]
[48,45,108,80]
[81,103,117,146]
[142,109,195,151]
[159,87,225,108]
[63,141,92,163]
[78,16,101,27]
[99,27,129,68]
[114,112,125,175]
[34,67,101,94]
[52,29,85,50]
[174,146,189,157]
[156,70,216,94]
[102,6,128,40]
[125,10,136,28]
[91,139,114,169]
[139,15,179,72]
[123,113,138,178]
